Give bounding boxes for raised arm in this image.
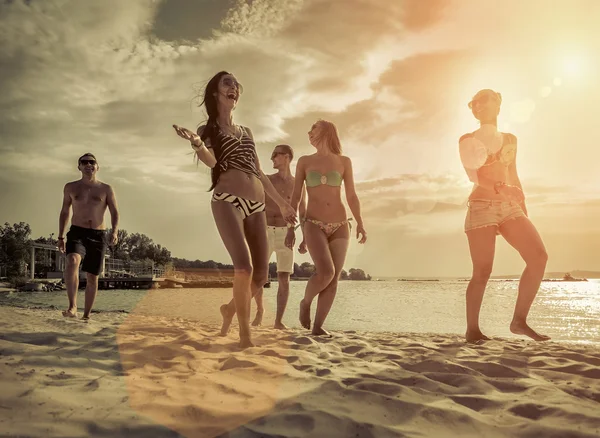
[58,184,72,252]
[342,156,366,243]
[194,126,217,168]
[172,124,217,169]
[106,184,120,245]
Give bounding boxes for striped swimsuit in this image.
[209,126,266,219]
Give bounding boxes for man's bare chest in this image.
[72,187,106,205]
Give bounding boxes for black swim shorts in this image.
[65,225,107,276]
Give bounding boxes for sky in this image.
[1,0,599,278]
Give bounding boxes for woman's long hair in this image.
[198,71,231,191]
[313,119,342,155]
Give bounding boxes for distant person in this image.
[286,119,367,335]
[58,153,119,320]
[252,144,306,329]
[173,71,295,348]
[459,89,550,343]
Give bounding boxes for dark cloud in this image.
[150,0,234,42]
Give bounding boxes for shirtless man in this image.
[252,144,306,329]
[58,153,119,320]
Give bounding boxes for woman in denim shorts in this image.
[458,89,550,343]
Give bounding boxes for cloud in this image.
[151,0,234,42]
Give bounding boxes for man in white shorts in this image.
[252,144,306,329]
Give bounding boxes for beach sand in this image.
[1,305,599,438]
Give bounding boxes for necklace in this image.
[218,122,242,140]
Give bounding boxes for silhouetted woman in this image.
[459,89,549,343]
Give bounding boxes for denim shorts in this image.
[464,199,525,233]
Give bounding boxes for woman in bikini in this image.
[173,71,296,348]
[459,88,550,343]
[286,119,367,335]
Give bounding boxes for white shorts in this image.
[267,226,294,273]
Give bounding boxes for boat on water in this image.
[544,273,588,282]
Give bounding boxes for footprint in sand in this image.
[220,357,257,371]
[85,377,101,391]
[342,345,365,354]
[316,368,331,377]
[294,336,315,346]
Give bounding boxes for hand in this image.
[500,185,525,203]
[109,231,118,246]
[285,228,296,250]
[298,240,307,254]
[356,223,367,244]
[57,238,65,253]
[279,203,297,225]
[173,124,201,146]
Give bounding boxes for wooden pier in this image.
[80,276,163,290]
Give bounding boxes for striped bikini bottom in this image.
[212,192,266,219]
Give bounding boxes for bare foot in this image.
[465,329,491,344]
[220,304,234,336]
[312,327,329,336]
[510,320,551,341]
[81,315,90,322]
[62,309,77,318]
[251,309,264,327]
[299,299,311,329]
[239,336,255,349]
[274,321,287,330]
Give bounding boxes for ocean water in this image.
[1,280,599,344]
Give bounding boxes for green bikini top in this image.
[305,170,343,188]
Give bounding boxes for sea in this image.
[1,279,599,345]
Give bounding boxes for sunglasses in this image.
[271,151,288,159]
[79,159,96,166]
[222,77,243,93]
[468,92,502,109]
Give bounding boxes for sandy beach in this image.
[1,304,599,438]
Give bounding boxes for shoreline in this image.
[1,305,599,437]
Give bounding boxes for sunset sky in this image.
[1,0,599,277]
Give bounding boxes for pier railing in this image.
[104,258,165,279]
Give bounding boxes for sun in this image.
[563,56,584,77]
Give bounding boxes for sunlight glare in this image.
[539,86,552,98]
[459,136,487,170]
[563,56,585,77]
[509,99,536,124]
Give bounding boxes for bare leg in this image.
[82,272,99,319]
[300,221,335,330]
[500,216,550,341]
[212,201,255,348]
[62,253,82,318]
[465,226,497,343]
[221,214,268,330]
[312,227,350,335]
[244,212,269,331]
[274,272,290,329]
[222,278,265,330]
[252,288,264,326]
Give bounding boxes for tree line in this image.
[0,222,371,281]
[171,257,371,280]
